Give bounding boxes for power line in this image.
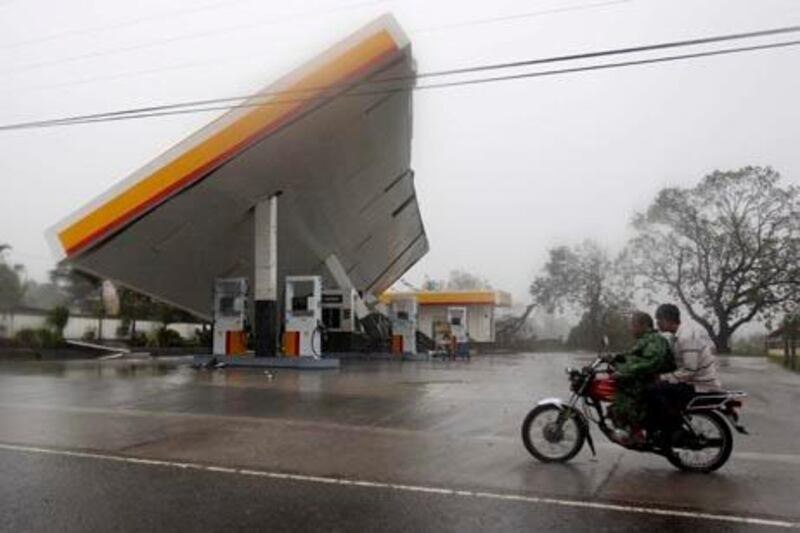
[1,24,798,131]
[0,0,633,94]
[3,36,798,132]
[415,24,800,80]
[0,0,622,54]
[416,38,800,93]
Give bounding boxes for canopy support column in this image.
[254,193,280,357]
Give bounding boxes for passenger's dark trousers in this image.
[644,382,694,433]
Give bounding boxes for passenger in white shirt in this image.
[655,304,722,392]
[644,304,723,445]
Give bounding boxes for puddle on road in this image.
[0,357,191,381]
[398,379,467,386]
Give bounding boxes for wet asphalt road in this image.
[0,353,798,532]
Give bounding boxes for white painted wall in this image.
[0,310,201,340]
[417,304,496,343]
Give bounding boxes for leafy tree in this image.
[117,287,156,338]
[153,301,195,327]
[0,263,23,308]
[49,265,101,314]
[14,328,61,349]
[626,166,800,353]
[530,240,631,349]
[0,245,23,308]
[49,266,113,339]
[421,276,444,291]
[46,306,70,339]
[420,270,492,292]
[21,281,67,309]
[446,269,492,291]
[567,307,633,351]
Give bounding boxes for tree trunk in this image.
[785,337,791,368]
[714,329,732,355]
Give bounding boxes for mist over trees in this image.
[531,166,800,353]
[422,269,493,291]
[529,241,633,350]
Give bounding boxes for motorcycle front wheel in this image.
[522,404,586,463]
[666,410,733,473]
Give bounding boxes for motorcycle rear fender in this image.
[535,398,596,456]
[686,397,749,435]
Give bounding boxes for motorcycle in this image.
[521,343,748,473]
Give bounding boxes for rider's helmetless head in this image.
[630,311,654,338]
[655,304,681,333]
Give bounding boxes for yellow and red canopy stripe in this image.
[58,29,400,257]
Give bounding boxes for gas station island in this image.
[45,15,509,366]
[45,15,431,366]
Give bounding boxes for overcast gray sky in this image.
[1,0,799,305]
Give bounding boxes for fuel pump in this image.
[390,296,418,355]
[284,275,323,358]
[212,278,249,356]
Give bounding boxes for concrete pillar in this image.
[254,193,280,357]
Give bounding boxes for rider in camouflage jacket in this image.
[612,313,675,428]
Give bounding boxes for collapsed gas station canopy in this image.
[47,15,428,320]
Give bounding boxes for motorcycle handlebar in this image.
[587,355,619,374]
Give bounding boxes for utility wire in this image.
[0,0,633,95]
[3,36,798,132]
[1,0,619,53]
[1,24,798,131]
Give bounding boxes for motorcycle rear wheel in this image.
[522,404,586,463]
[666,410,733,473]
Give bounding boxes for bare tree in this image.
[626,166,800,353]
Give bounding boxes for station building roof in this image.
[381,291,513,307]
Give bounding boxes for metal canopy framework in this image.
[47,15,428,320]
